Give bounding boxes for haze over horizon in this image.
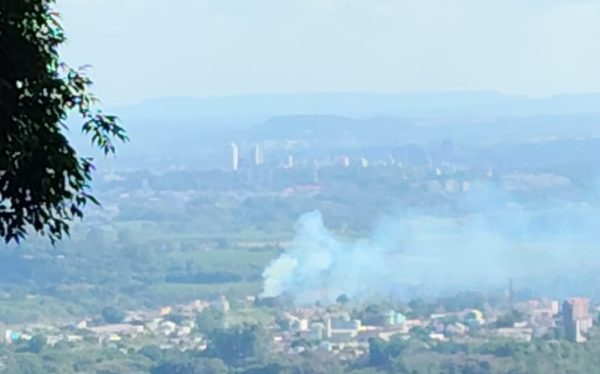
[59,0,600,106]
[7,0,600,371]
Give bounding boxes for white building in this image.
[254,143,264,166]
[231,143,239,171]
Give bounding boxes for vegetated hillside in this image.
[252,114,600,144]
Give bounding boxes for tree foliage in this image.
[494,311,524,329]
[196,309,225,334]
[206,324,268,367]
[336,293,350,305]
[26,334,47,354]
[0,0,126,243]
[101,306,126,324]
[151,358,229,374]
[368,336,409,369]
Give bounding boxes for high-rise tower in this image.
[254,143,265,166]
[230,142,239,171]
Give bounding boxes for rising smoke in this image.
[261,185,600,304]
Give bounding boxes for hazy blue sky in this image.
[59,0,600,106]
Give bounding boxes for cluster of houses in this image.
[270,305,487,360]
[0,294,597,360]
[269,297,597,360]
[0,296,231,350]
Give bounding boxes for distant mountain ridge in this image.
[113,91,600,123]
[68,92,600,163]
[252,113,600,144]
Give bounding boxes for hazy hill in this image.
[254,113,600,144]
[106,91,600,143]
[66,92,600,168]
[113,92,600,122]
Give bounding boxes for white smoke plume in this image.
[261,187,600,303]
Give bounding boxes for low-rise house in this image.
[124,309,162,324]
[375,330,408,342]
[46,335,63,346]
[405,319,424,330]
[294,319,309,332]
[176,326,193,336]
[179,300,209,316]
[66,335,83,343]
[326,317,361,342]
[496,327,533,342]
[159,306,172,316]
[309,322,325,340]
[464,309,485,326]
[429,333,448,342]
[86,324,145,342]
[446,322,468,336]
[159,321,177,336]
[4,330,27,344]
[211,295,230,312]
[145,317,163,333]
[335,342,369,361]
[76,319,91,330]
[180,319,196,330]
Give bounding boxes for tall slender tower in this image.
[230,142,239,172]
[563,298,592,343]
[313,164,320,184]
[361,157,369,168]
[508,278,514,312]
[254,143,264,166]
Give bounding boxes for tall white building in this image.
[230,142,239,171]
[286,155,294,169]
[361,157,369,168]
[254,143,265,166]
[563,297,593,343]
